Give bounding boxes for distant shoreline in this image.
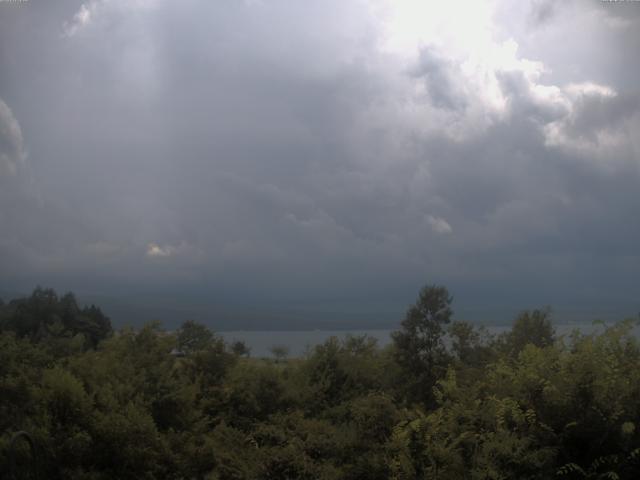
[217,322,637,358]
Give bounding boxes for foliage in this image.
[177,320,216,354]
[391,284,453,405]
[230,340,251,357]
[498,307,555,357]
[1,286,639,479]
[0,287,112,350]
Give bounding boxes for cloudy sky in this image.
[1,0,639,328]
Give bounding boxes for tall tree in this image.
[392,284,453,405]
[176,320,214,354]
[504,308,555,356]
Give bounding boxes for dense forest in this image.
[1,286,639,479]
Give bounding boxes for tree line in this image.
[1,285,639,479]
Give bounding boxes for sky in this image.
[1,0,639,328]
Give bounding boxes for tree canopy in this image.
[1,286,639,479]
[391,284,453,405]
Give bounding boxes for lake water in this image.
[220,323,624,358]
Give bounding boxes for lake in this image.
[219,322,625,358]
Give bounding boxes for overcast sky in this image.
[1,0,639,327]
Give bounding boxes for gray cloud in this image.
[411,48,467,111]
[0,0,638,326]
[527,0,560,28]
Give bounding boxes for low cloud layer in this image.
[1,0,638,325]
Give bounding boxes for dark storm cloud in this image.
[0,0,639,324]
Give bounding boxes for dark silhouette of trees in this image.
[501,307,555,356]
[176,319,215,354]
[0,287,112,349]
[230,339,251,357]
[392,284,453,405]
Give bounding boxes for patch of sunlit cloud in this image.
[146,243,176,258]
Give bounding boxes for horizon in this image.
[1,286,637,331]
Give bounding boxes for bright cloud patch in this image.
[426,215,453,235]
[62,0,160,37]
[146,243,176,258]
[62,2,96,37]
[0,99,26,178]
